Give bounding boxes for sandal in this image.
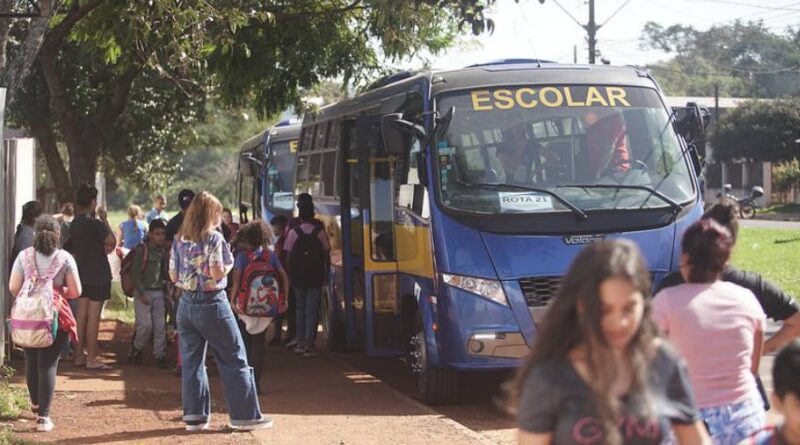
[85,362,112,371]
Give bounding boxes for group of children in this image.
[122,192,329,399]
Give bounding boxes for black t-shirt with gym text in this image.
[656,266,798,321]
[517,345,698,445]
[67,213,111,286]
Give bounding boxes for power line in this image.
[697,0,800,11]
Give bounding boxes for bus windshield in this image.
[435,85,694,215]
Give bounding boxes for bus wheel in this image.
[409,315,459,405]
[319,289,346,352]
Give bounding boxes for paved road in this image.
[339,323,785,444]
[741,219,800,230]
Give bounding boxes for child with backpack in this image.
[284,195,330,357]
[228,220,288,394]
[127,219,169,368]
[9,215,82,432]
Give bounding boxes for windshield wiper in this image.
[460,182,588,220]
[556,183,684,216]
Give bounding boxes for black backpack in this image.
[288,225,326,288]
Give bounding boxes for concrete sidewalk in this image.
[9,320,490,445]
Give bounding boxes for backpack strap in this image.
[293,226,305,239]
[43,250,67,281]
[141,244,149,272]
[310,225,323,238]
[21,248,38,279]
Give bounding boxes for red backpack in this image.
[236,249,284,317]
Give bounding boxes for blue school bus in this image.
[237,120,301,224]
[292,62,707,404]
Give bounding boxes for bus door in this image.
[340,119,366,348]
[354,115,404,355]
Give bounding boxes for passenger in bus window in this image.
[511,240,711,445]
[495,124,538,184]
[584,110,631,180]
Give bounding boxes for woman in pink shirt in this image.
[653,219,766,444]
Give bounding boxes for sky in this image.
[420,0,800,69]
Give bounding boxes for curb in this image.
[754,213,800,222]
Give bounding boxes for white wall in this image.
[12,138,36,224]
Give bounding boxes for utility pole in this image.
[552,0,631,64]
[585,0,598,64]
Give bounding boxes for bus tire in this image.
[410,314,459,405]
[319,289,347,352]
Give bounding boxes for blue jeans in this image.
[294,287,322,349]
[700,396,765,445]
[177,289,264,426]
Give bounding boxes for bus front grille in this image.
[519,276,563,307]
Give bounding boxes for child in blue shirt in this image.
[228,221,288,395]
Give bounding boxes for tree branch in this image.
[41,0,103,52]
[3,0,60,105]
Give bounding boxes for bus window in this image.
[295,155,310,194]
[370,160,395,261]
[314,122,328,151]
[300,126,313,152]
[328,121,340,150]
[309,152,322,195]
[321,151,337,197]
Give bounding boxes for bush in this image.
[0,366,29,421]
[773,160,800,192]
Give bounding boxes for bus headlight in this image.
[441,273,508,307]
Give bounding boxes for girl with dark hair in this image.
[9,215,81,432]
[11,200,43,262]
[68,183,116,370]
[169,191,272,431]
[512,239,710,445]
[653,220,766,444]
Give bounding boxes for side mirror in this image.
[239,154,262,177]
[381,113,426,155]
[433,106,455,141]
[675,102,710,143]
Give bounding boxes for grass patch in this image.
[106,210,128,231]
[732,227,800,299]
[103,282,135,325]
[0,428,40,445]
[0,367,28,421]
[762,203,800,214]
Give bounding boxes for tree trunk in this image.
[26,65,72,204]
[0,0,59,105]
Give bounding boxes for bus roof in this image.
[239,121,301,153]
[307,63,658,124]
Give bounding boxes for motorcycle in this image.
[717,184,764,219]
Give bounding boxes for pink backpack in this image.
[10,248,66,348]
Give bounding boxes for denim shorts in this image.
[699,397,765,445]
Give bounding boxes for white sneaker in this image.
[285,338,298,348]
[185,420,210,432]
[36,417,54,432]
[230,417,274,431]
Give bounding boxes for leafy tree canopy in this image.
[7,0,517,202]
[711,97,800,163]
[641,21,800,97]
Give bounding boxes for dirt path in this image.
[8,320,492,444]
